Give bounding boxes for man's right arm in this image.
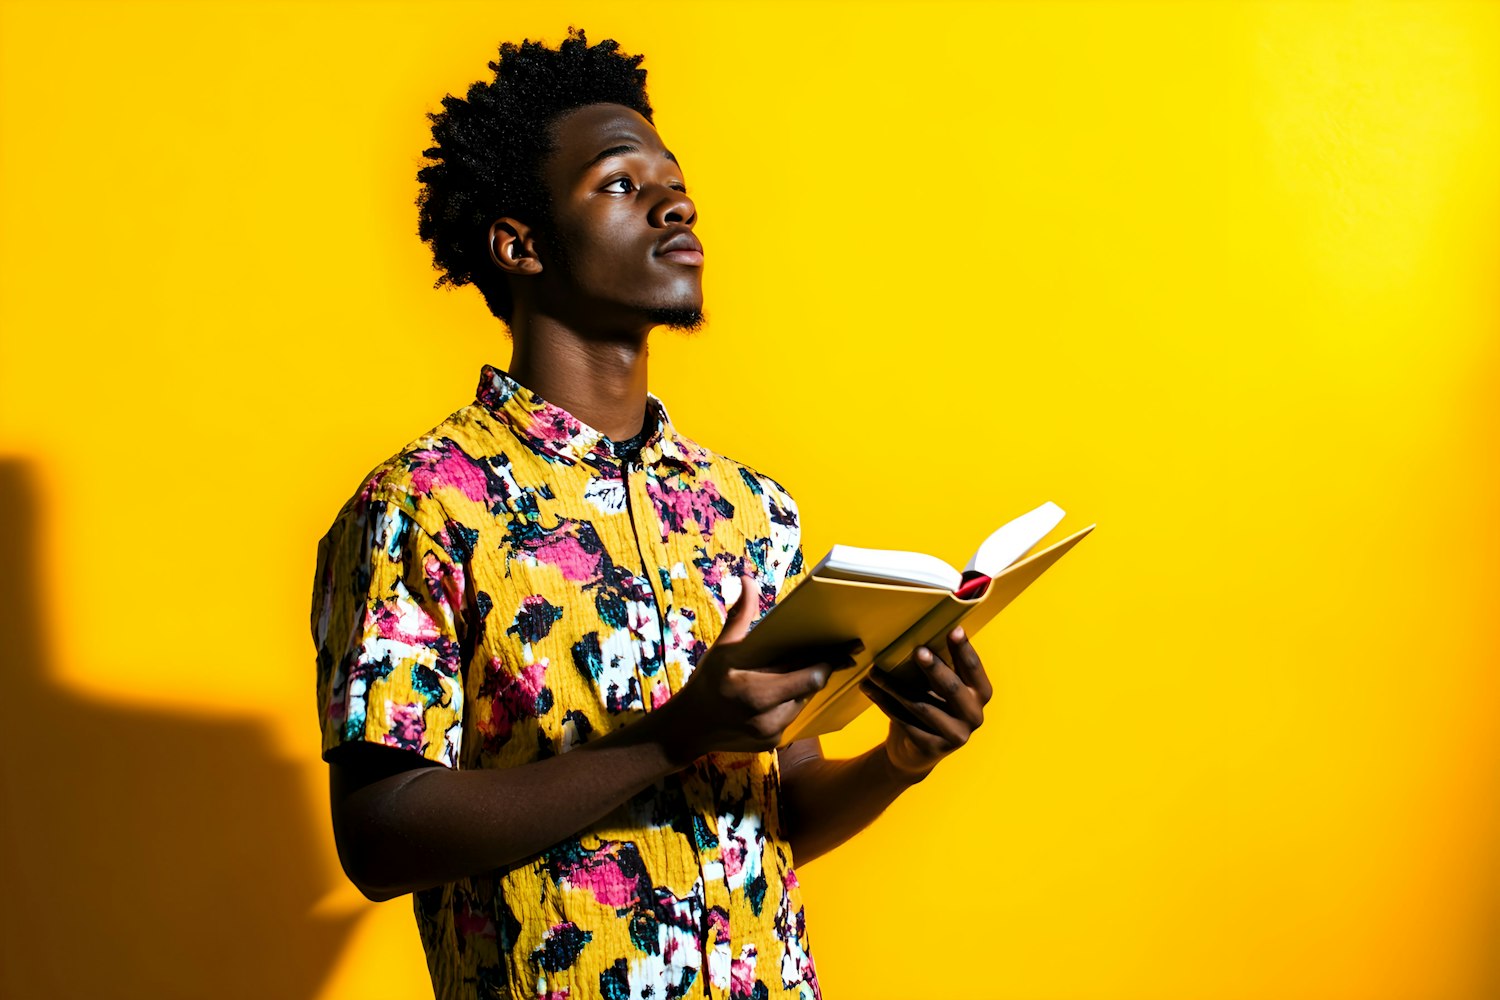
[329,705,697,901]
[328,575,854,902]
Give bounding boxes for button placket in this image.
[624,460,680,711]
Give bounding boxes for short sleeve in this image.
[311,492,467,768]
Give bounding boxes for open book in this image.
[737,502,1095,744]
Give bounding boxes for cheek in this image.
[557,208,635,265]
[548,208,702,305]
[563,233,639,291]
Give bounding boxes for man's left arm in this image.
[776,625,993,865]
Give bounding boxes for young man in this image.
[311,29,991,1000]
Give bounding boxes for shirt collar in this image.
[474,364,705,470]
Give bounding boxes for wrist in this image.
[641,698,703,771]
[877,739,935,787]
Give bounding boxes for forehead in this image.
[546,103,673,178]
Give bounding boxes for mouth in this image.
[655,231,705,267]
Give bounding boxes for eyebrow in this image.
[583,141,680,171]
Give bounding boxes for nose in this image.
[648,183,697,229]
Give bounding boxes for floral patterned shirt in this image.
[311,364,817,1000]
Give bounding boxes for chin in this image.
[645,305,706,332]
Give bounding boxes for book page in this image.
[964,500,1066,576]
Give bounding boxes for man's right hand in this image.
[655,573,860,762]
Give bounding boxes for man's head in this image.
[417,28,703,334]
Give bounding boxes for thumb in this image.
[720,573,760,644]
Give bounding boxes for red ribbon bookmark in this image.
[954,572,991,600]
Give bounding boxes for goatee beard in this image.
[646,306,706,332]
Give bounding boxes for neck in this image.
[506,314,651,441]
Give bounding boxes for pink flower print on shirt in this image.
[730,943,760,999]
[535,533,603,582]
[528,407,585,451]
[553,841,647,909]
[647,475,735,539]
[407,439,494,503]
[454,898,496,940]
[478,658,551,751]
[403,438,522,513]
[372,597,439,647]
[505,517,611,584]
[386,701,425,750]
[721,838,745,880]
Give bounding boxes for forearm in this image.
[334,709,693,901]
[779,744,925,866]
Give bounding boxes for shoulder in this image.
[736,461,801,532]
[323,401,498,543]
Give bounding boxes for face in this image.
[525,103,703,333]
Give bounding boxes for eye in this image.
[602,176,635,194]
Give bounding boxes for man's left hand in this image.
[859,626,992,780]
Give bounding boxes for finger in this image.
[858,678,943,737]
[719,573,760,644]
[912,645,984,729]
[755,658,841,706]
[756,641,864,671]
[946,626,993,704]
[863,670,972,747]
[758,693,825,742]
[859,681,955,758]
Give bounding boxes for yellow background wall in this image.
[2,2,1497,997]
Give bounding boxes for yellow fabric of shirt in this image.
[311,365,817,1000]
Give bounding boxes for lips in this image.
[655,230,704,267]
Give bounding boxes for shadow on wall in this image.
[0,458,358,999]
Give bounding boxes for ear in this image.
[488,218,543,276]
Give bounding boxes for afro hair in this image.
[416,27,654,323]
